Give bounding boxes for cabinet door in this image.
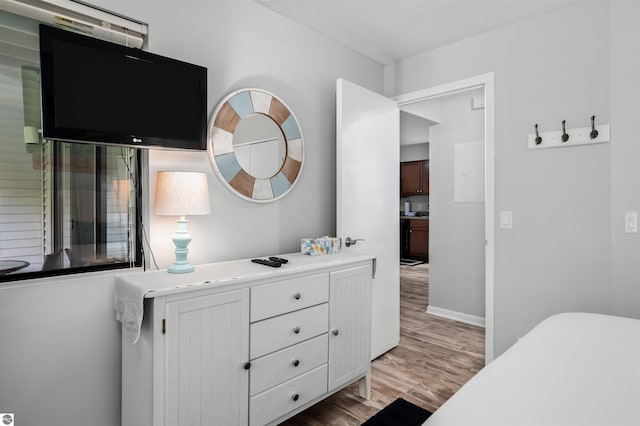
[409,220,428,260]
[401,161,422,196]
[165,289,250,426]
[425,227,429,260]
[328,265,372,391]
[422,160,429,194]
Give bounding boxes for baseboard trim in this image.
[426,305,485,328]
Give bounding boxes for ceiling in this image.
[255,0,583,65]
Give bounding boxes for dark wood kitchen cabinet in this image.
[401,160,429,196]
[408,219,428,260]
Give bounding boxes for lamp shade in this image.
[154,171,211,216]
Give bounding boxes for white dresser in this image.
[117,252,373,426]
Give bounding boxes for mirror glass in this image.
[233,114,286,179]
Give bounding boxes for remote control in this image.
[269,256,289,264]
[251,258,281,267]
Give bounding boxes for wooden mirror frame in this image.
[207,88,304,203]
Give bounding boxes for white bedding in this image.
[424,312,640,426]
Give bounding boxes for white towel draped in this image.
[114,276,147,343]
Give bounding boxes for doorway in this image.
[394,73,495,362]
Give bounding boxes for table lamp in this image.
[154,171,211,273]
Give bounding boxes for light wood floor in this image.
[280,263,485,425]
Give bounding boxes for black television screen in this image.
[39,24,207,150]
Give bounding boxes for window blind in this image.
[0,62,44,271]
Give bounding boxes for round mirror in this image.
[207,88,304,203]
[232,114,286,179]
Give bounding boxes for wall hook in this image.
[561,120,569,142]
[534,124,542,145]
[590,115,599,139]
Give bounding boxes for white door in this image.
[165,289,250,426]
[328,265,372,390]
[336,79,400,359]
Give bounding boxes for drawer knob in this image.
[293,292,301,300]
[293,326,301,334]
[243,362,251,370]
[292,359,300,367]
[332,329,340,336]
[292,393,300,402]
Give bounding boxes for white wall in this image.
[0,272,121,425]
[129,0,382,266]
[610,0,640,319]
[0,1,383,424]
[400,111,432,145]
[428,89,485,319]
[386,0,616,354]
[400,143,429,162]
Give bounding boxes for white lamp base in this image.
[168,216,194,274]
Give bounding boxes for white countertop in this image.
[118,251,373,299]
[114,251,374,343]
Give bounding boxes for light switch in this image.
[625,212,638,233]
[500,211,513,229]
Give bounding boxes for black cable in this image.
[120,147,158,270]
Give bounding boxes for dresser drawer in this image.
[251,273,329,322]
[250,304,328,359]
[249,364,328,426]
[250,334,328,396]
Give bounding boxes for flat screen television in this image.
[39,24,207,150]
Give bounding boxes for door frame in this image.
[392,72,495,363]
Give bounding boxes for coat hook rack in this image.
[561,120,569,142]
[590,115,599,139]
[528,117,610,150]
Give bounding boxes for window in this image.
[0,9,141,281]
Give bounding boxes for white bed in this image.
[424,312,640,426]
